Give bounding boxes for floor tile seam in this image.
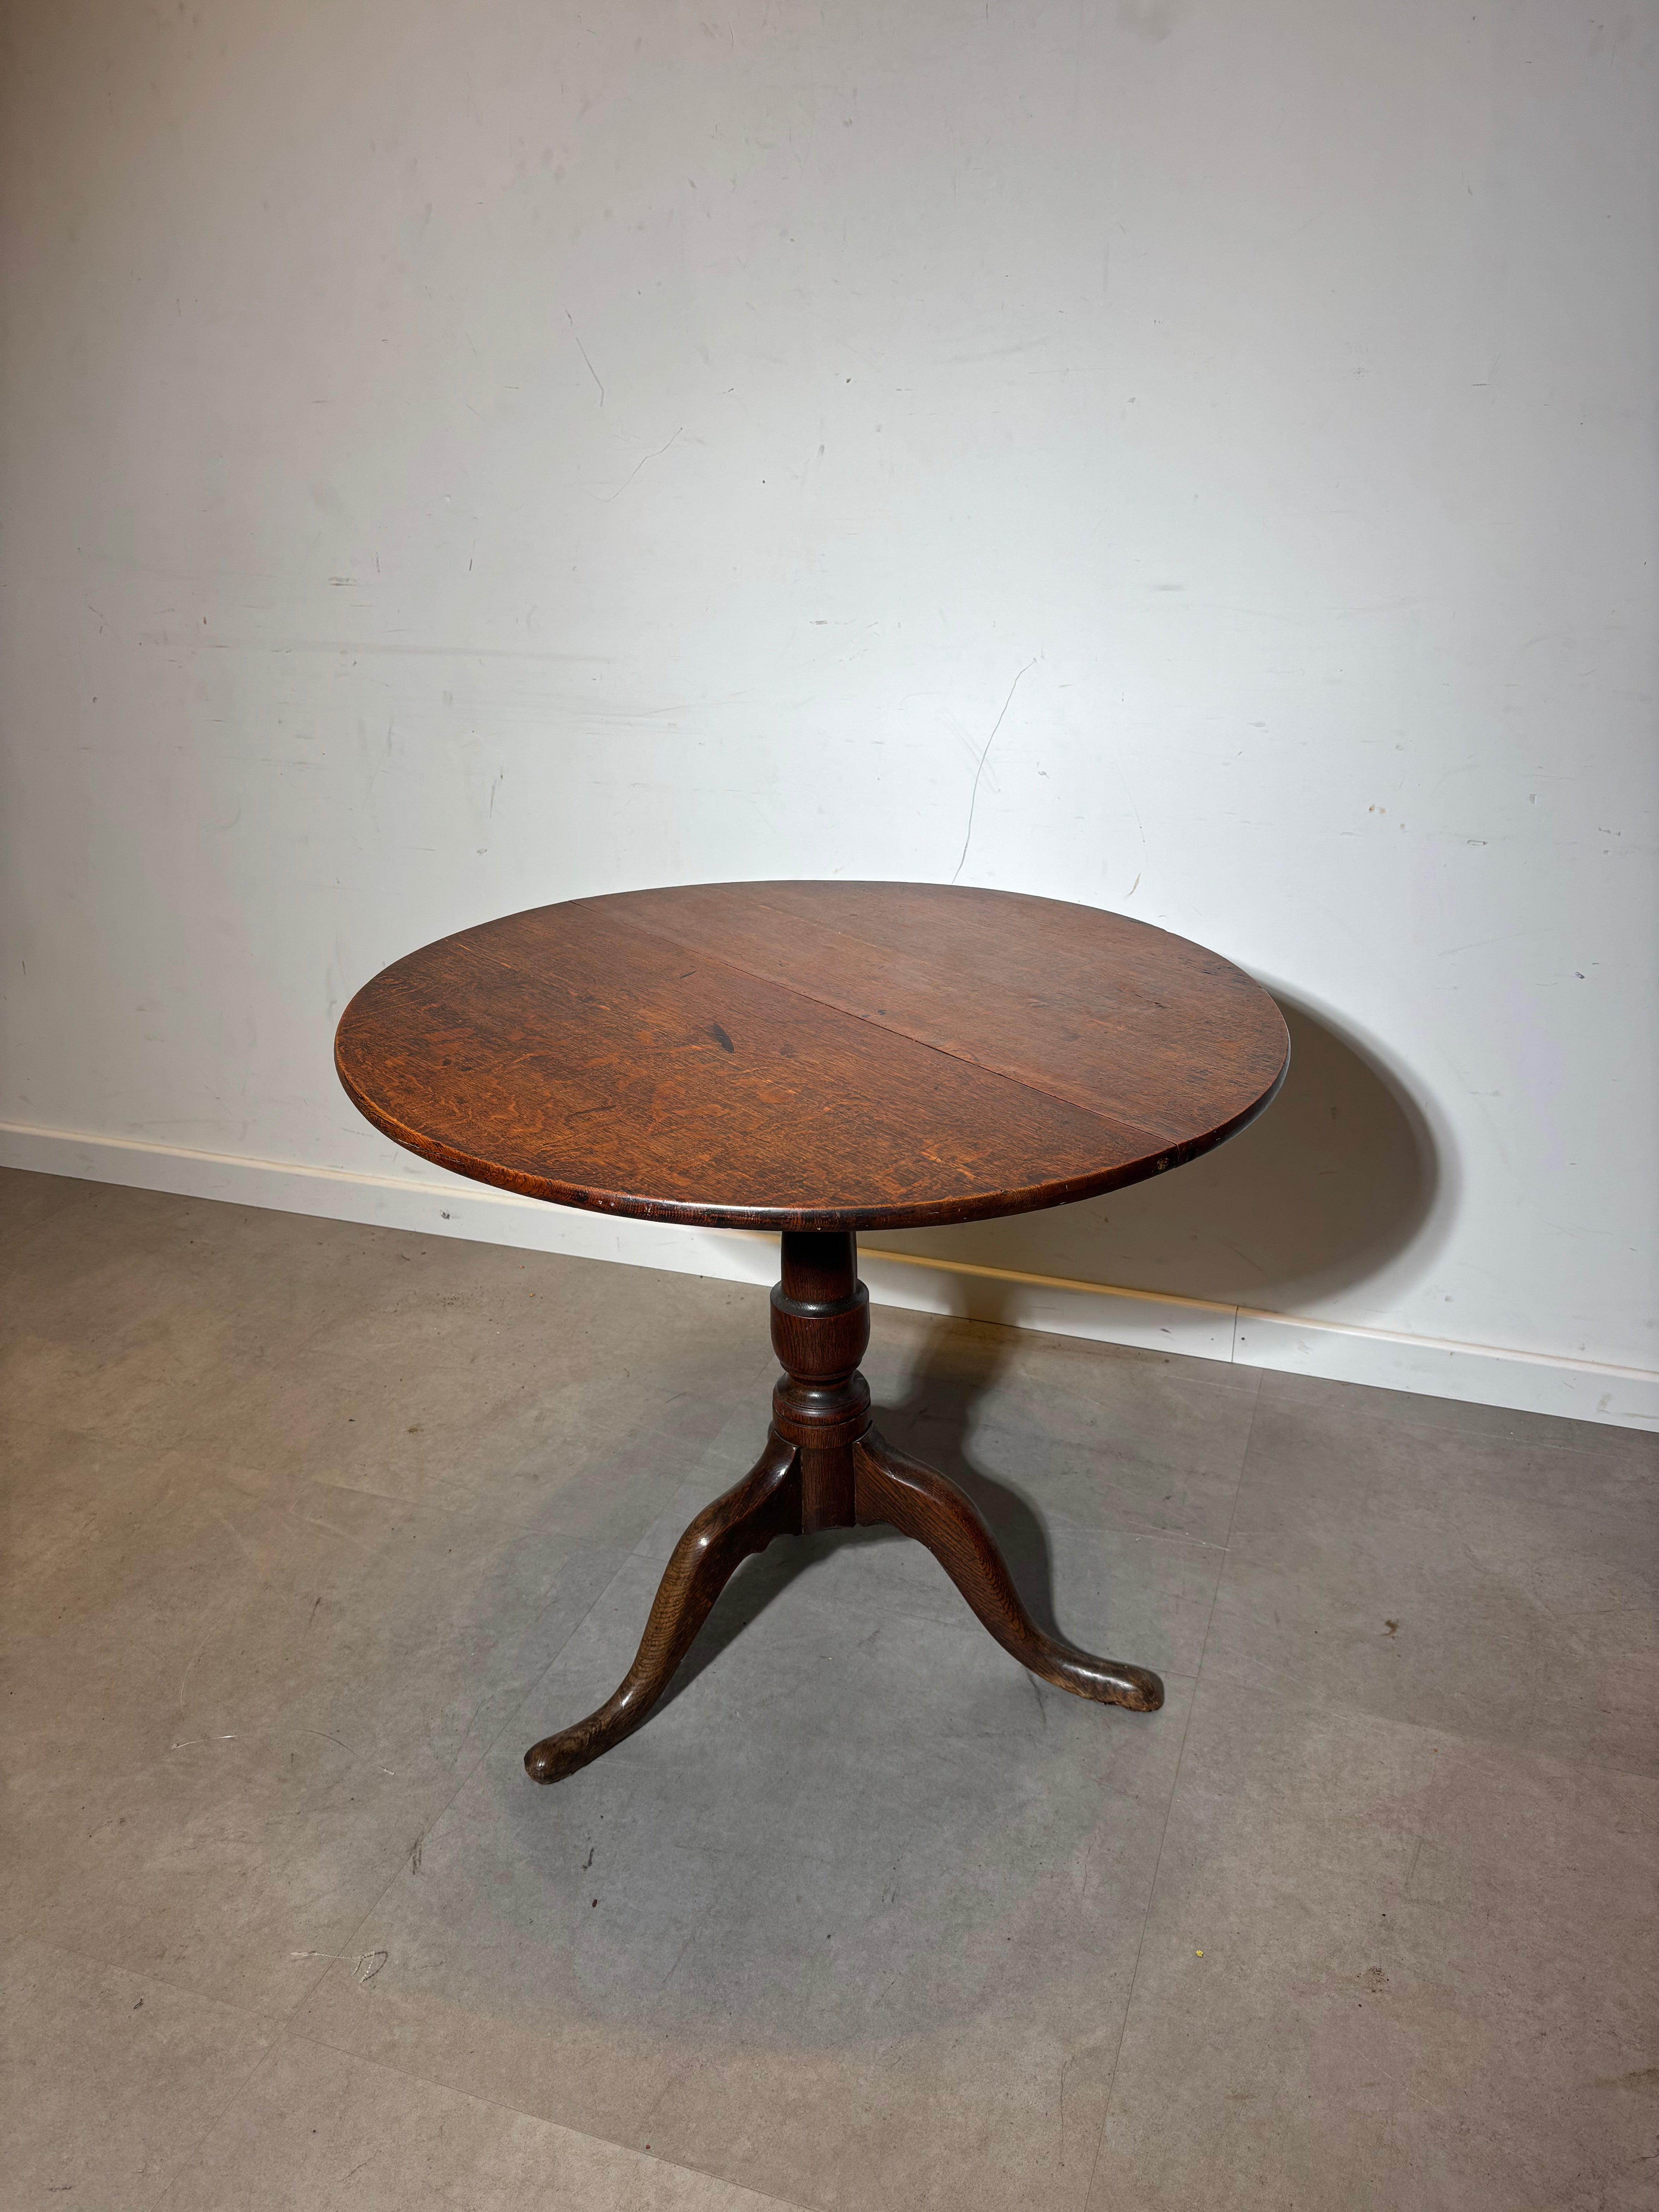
[211,1466,529,1531]
[931,1418,1260,1455]
[248,1467,458,1518]
[545,1578,1005,1659]
[4,1716,490,1793]
[877,1354,1256,1396]
[792,1590,1073,1649]
[692,1582,1226,1662]
[270,2018,829,2212]
[1255,1375,1658,1462]
[313,1465,570,1522]
[291,1466,681,1547]
[8,1899,363,2043]
[1175,1663,1659,1788]
[1079,1382,1262,2206]
[583,1537,1231,1651]
[1207,1333,1265,1539]
[873,1412,1260,1471]
[1076,1679,1202,2210]
[618,1451,782,1553]
[1027,1518,1233,1554]
[145,2034,294,2212]
[8,1594,618,2042]
[624,1514,1236,1566]
[0,1932,282,2210]
[894,1351,1261,1401]
[9,1540,634,1787]
[271,1547,639,2026]
[1185,1383,1262,1685]
[1438,1427,1659,1467]
[465,1547,645,1765]
[0,1929,288,2036]
[1215,1493,1659,1555]
[1245,1418,1659,1482]
[552,1620,1214,1724]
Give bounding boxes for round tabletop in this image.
[335,881,1288,1233]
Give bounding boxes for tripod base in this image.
[525,1233,1163,1786]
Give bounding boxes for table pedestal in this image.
[524,1231,1164,1784]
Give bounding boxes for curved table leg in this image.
[853,1428,1164,1713]
[524,1433,802,1784]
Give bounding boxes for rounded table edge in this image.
[333,1014,1290,1235]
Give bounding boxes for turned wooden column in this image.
[768,1230,871,1534]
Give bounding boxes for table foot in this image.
[523,1433,801,1784]
[853,1428,1165,1713]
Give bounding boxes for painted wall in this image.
[2,0,1654,1419]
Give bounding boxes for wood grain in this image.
[524,1431,800,1784]
[340,896,1241,1782]
[854,1429,1164,1712]
[336,883,1288,1233]
[616,880,1284,1140]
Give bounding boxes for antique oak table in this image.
[335,881,1288,1784]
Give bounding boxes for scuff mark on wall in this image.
[951,659,1036,884]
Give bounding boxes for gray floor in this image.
[2,1168,1655,2212]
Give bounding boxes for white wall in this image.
[2,0,1655,1424]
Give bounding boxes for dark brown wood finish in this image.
[335,883,1288,1232]
[338,884,1286,1781]
[524,1431,801,1784]
[523,1230,1161,1786]
[851,1434,1163,1712]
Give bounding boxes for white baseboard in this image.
[3,1121,1655,1433]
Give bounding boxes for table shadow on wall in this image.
[660,994,1452,1757]
[489,1003,1454,2040]
[866,993,1453,1318]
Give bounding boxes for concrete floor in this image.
[2,1167,1655,2212]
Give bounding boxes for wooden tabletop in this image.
[335,881,1288,1233]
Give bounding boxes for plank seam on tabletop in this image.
[599,903,1221,1144]
[409,895,1233,1154]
